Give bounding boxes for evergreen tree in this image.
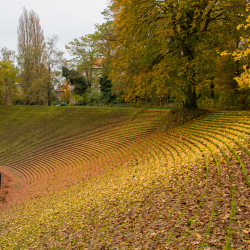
[62,66,87,96]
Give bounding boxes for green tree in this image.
[62,66,87,96]
[82,90,102,104]
[99,75,116,104]
[66,34,102,89]
[95,20,114,76]
[0,61,19,105]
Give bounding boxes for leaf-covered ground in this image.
[0,106,168,207]
[0,108,250,249]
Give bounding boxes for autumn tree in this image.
[61,89,70,104]
[216,3,250,108]
[108,0,246,108]
[228,4,250,88]
[17,7,47,105]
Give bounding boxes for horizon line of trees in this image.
[62,0,250,109]
[0,7,66,106]
[2,2,250,109]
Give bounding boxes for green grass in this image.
[0,107,250,249]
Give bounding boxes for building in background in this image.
[55,82,75,104]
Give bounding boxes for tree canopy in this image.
[17,8,65,105]
[62,66,87,96]
[66,34,102,89]
[107,0,247,108]
[0,60,19,105]
[17,7,47,105]
[227,3,250,89]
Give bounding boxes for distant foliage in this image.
[0,61,19,105]
[99,75,116,104]
[62,66,87,96]
[100,75,112,93]
[83,90,102,104]
[17,7,47,105]
[60,89,70,104]
[66,34,102,89]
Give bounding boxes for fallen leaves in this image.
[242,204,250,209]
[223,214,231,220]
[0,111,250,249]
[194,231,202,239]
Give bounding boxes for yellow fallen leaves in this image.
[1,111,250,249]
[194,231,202,239]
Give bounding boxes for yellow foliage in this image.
[61,89,70,103]
[221,5,250,89]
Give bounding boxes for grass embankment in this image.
[0,106,169,205]
[0,107,250,249]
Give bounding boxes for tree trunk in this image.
[183,45,197,109]
[47,66,51,106]
[184,84,197,109]
[47,81,51,106]
[210,83,215,99]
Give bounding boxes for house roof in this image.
[92,58,104,68]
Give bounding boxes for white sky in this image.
[0,0,109,59]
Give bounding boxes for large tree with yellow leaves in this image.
[108,0,246,108]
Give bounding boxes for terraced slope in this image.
[0,109,250,249]
[0,106,169,207]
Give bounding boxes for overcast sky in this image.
[0,0,109,59]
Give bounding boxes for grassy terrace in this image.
[0,107,250,249]
[0,106,167,203]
